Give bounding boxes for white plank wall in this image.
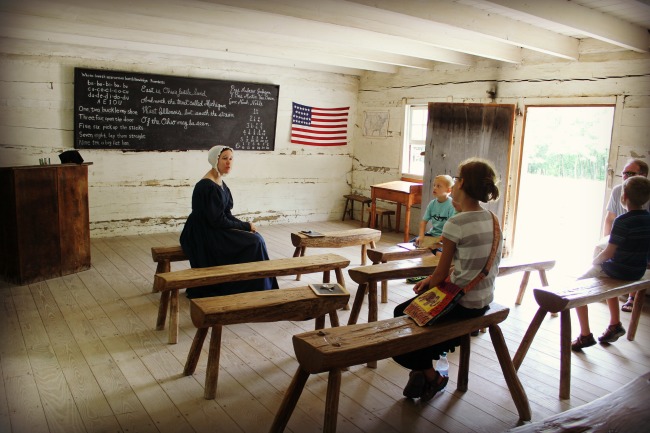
[353,41,650,241]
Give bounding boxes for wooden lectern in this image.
[0,163,92,284]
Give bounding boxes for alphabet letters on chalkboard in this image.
[74,68,279,151]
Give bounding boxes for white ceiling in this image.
[1,0,649,75]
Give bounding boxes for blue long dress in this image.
[180,178,278,298]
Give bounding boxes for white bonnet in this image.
[207,145,233,168]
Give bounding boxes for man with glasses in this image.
[602,158,649,312]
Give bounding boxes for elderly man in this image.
[602,158,649,311]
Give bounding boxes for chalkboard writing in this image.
[74,68,279,151]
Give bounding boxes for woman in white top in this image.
[394,158,503,401]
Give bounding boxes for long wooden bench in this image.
[153,253,350,344]
[186,286,349,400]
[290,228,381,280]
[269,303,531,433]
[151,245,187,292]
[367,246,555,306]
[507,372,650,432]
[513,271,650,399]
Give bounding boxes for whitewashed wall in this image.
[353,40,650,246]
[0,40,359,237]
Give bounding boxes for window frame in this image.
[401,104,428,179]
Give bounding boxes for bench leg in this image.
[559,310,572,400]
[156,290,170,330]
[457,334,471,392]
[367,281,378,368]
[379,259,389,304]
[627,288,646,341]
[489,324,532,421]
[324,369,342,433]
[168,289,180,344]
[184,327,209,375]
[294,247,306,281]
[334,268,349,310]
[152,260,170,293]
[513,307,548,371]
[347,283,367,326]
[328,311,340,328]
[269,367,310,433]
[204,325,223,400]
[361,244,367,265]
[514,270,531,305]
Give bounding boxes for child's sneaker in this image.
[571,333,596,351]
[598,323,626,343]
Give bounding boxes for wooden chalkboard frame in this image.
[74,68,279,151]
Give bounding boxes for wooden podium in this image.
[0,163,92,284]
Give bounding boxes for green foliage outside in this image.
[524,106,613,181]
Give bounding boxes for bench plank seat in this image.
[187,286,349,400]
[150,245,187,292]
[291,228,380,278]
[153,253,350,344]
[270,303,531,433]
[513,272,649,399]
[366,246,555,306]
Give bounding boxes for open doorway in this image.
[513,105,615,276]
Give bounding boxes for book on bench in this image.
[300,230,325,237]
[309,283,348,296]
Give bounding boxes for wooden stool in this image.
[342,194,371,226]
[365,206,395,231]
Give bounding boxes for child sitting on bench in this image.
[571,176,650,351]
[406,174,456,283]
[394,158,503,401]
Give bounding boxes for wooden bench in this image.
[291,228,381,280]
[366,245,434,302]
[513,271,650,399]
[270,303,531,433]
[364,206,395,231]
[507,372,650,432]
[151,245,187,292]
[341,193,371,225]
[367,246,555,306]
[185,286,349,400]
[153,253,350,344]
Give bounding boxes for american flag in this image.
[291,102,349,146]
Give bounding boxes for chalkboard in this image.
[73,68,279,151]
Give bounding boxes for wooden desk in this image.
[370,181,422,242]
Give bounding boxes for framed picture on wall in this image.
[363,111,389,137]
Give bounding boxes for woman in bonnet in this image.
[180,145,278,298]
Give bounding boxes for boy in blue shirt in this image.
[407,175,456,283]
[414,174,456,245]
[572,176,650,350]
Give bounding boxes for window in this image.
[402,105,428,177]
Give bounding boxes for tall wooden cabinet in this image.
[0,163,92,285]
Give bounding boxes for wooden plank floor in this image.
[1,219,649,433]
